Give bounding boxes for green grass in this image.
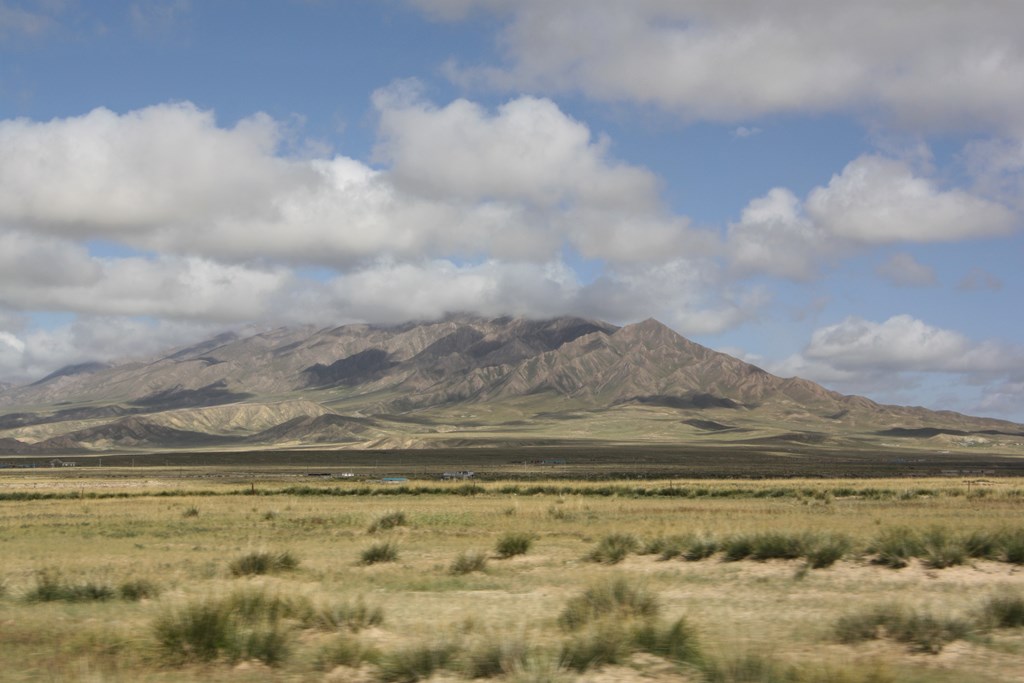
[368,510,408,533]
[228,550,299,576]
[449,551,488,575]
[495,532,533,558]
[834,604,973,653]
[24,570,115,603]
[585,533,640,564]
[557,577,660,631]
[360,541,399,565]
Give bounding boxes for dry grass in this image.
[0,474,1023,681]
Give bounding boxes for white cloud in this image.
[957,268,1003,292]
[874,253,936,287]
[726,156,1016,280]
[805,156,1014,244]
[422,1,1024,134]
[800,315,1024,375]
[373,83,659,210]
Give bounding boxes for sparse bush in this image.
[921,527,967,569]
[1000,529,1024,564]
[368,510,408,533]
[586,533,640,564]
[315,632,378,670]
[229,550,299,576]
[684,537,719,561]
[24,569,115,603]
[748,532,809,561]
[721,535,755,562]
[376,642,459,682]
[978,592,1024,629]
[305,598,384,631]
[153,590,293,665]
[631,616,702,663]
[457,636,529,678]
[119,578,161,601]
[360,541,399,565]
[182,505,200,518]
[834,604,971,653]
[558,577,659,631]
[868,527,923,568]
[450,551,488,575]
[559,620,633,672]
[963,529,1000,559]
[804,534,851,569]
[496,532,533,558]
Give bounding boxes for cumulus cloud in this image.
[805,156,1014,244]
[419,1,1024,134]
[372,83,659,210]
[726,156,1015,280]
[874,253,936,287]
[796,315,1024,375]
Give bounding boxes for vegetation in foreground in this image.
[0,474,1023,681]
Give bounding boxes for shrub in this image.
[559,620,633,672]
[978,592,1024,629]
[748,532,808,561]
[834,605,971,653]
[450,551,488,575]
[153,590,292,665]
[1001,529,1024,564]
[182,506,200,518]
[721,535,755,562]
[963,529,1001,559]
[586,533,640,564]
[631,617,702,664]
[368,510,408,533]
[921,527,967,569]
[119,578,161,601]
[683,537,719,561]
[305,598,384,631]
[804,534,851,569]
[457,636,529,678]
[496,532,533,559]
[558,577,659,631]
[360,541,399,565]
[376,642,459,682]
[229,550,299,576]
[868,527,923,568]
[315,633,378,670]
[24,569,115,603]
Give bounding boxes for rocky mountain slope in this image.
[0,316,1020,453]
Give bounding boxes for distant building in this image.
[442,471,475,480]
[48,458,76,467]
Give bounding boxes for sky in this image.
[0,1,1022,422]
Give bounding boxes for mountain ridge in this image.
[0,315,1020,454]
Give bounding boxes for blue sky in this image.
[0,0,1022,422]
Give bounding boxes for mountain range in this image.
[0,315,1021,454]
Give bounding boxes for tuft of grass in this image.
[630,616,702,664]
[457,635,529,679]
[505,654,573,683]
[920,527,967,569]
[376,642,459,682]
[558,577,659,631]
[868,527,923,568]
[495,532,533,559]
[305,598,384,631]
[368,510,408,533]
[834,604,972,653]
[721,535,755,562]
[963,529,1001,559]
[684,536,719,561]
[360,541,399,565]
[1001,529,1024,564]
[748,532,809,561]
[153,589,294,665]
[229,550,299,576]
[314,633,379,670]
[119,578,161,601]
[586,533,640,564]
[978,592,1024,629]
[450,550,488,575]
[24,569,115,603]
[559,620,633,672]
[804,533,851,569]
[182,505,200,518]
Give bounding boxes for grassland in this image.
[2,469,1024,681]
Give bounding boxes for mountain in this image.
[0,315,1020,454]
